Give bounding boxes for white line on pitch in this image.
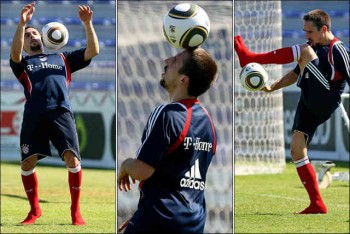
[258,193,349,208]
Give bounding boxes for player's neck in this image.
[27,50,44,56]
[322,32,335,45]
[168,89,194,102]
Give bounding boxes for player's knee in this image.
[63,150,80,168]
[290,147,304,161]
[300,44,317,62]
[21,156,38,170]
[290,132,307,160]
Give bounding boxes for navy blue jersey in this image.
[291,38,349,143]
[9,49,91,114]
[130,98,217,233]
[294,38,350,95]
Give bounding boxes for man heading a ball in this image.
[9,2,99,225]
[118,47,218,233]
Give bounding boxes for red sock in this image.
[234,35,299,67]
[68,167,85,225]
[21,170,42,225]
[294,158,327,214]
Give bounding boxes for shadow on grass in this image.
[1,193,115,204]
[0,221,77,227]
[235,212,284,216]
[1,193,49,203]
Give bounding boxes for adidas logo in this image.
[180,159,205,190]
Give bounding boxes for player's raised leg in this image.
[291,131,327,214]
[234,35,301,67]
[20,155,42,225]
[64,151,85,225]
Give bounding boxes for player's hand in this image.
[118,218,131,232]
[20,2,35,25]
[78,5,93,23]
[118,164,136,192]
[261,85,273,93]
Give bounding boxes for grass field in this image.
[235,160,349,233]
[1,162,115,233]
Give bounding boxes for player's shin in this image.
[67,164,85,225]
[234,35,300,66]
[21,168,42,224]
[294,157,327,214]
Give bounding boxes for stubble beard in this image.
[30,44,42,52]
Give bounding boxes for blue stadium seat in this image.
[1,17,115,26]
[283,10,349,18]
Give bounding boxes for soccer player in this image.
[9,2,99,225]
[234,9,349,214]
[118,47,218,233]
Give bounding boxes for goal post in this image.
[117,1,233,233]
[234,1,286,175]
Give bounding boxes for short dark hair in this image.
[25,25,39,32]
[303,9,331,31]
[179,48,218,97]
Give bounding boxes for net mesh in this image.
[234,0,286,175]
[117,1,232,233]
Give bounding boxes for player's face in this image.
[23,28,43,54]
[303,21,323,46]
[160,50,189,91]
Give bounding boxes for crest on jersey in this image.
[39,56,48,62]
[21,144,30,154]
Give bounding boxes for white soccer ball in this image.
[239,62,268,91]
[163,3,210,49]
[41,22,69,50]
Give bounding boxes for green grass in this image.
[1,162,116,233]
[235,161,350,233]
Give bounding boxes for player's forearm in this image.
[121,158,155,181]
[270,70,298,91]
[83,21,99,60]
[11,23,25,63]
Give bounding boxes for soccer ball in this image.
[239,62,268,91]
[163,3,210,49]
[41,22,69,50]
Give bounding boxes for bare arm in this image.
[262,70,298,92]
[78,5,99,61]
[11,2,35,63]
[117,158,155,192]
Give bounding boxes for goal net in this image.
[234,1,286,175]
[117,1,232,233]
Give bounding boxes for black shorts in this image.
[292,98,331,145]
[293,59,340,144]
[20,108,81,162]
